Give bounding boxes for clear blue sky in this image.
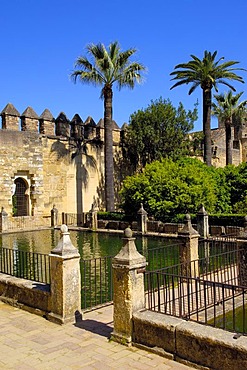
[0,0,246,132]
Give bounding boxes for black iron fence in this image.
[144,242,180,271]
[80,241,182,310]
[0,247,50,284]
[162,238,241,282]
[145,271,247,335]
[80,237,244,311]
[145,238,247,335]
[80,255,113,310]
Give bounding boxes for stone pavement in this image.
[0,301,194,370]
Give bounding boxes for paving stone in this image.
[0,301,194,370]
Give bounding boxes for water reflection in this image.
[0,230,123,258]
[0,229,176,260]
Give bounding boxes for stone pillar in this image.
[47,224,81,324]
[178,214,200,278]
[244,216,247,231]
[237,223,247,286]
[111,228,147,345]
[197,204,209,239]
[51,204,58,227]
[137,203,148,234]
[88,203,98,230]
[0,207,8,232]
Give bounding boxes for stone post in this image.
[178,214,200,278]
[111,228,147,345]
[244,215,247,231]
[88,203,98,230]
[197,204,209,239]
[237,223,247,286]
[137,203,148,234]
[47,224,81,324]
[51,204,58,227]
[0,207,8,232]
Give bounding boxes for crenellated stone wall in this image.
[0,103,123,218]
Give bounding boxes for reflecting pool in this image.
[0,229,178,260]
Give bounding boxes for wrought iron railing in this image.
[80,241,182,310]
[80,255,113,310]
[0,247,50,284]
[145,270,247,335]
[144,242,180,271]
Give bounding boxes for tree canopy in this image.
[120,157,218,220]
[170,50,245,166]
[121,97,198,172]
[120,158,247,220]
[71,41,146,211]
[212,91,247,165]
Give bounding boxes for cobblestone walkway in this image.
[0,301,194,369]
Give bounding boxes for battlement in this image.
[0,103,124,143]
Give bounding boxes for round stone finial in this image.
[124,227,133,238]
[185,213,191,221]
[60,224,68,233]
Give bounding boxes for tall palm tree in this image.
[170,51,245,166]
[212,91,247,165]
[71,42,146,211]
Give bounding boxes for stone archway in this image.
[12,177,29,216]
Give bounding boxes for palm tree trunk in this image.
[203,88,212,166]
[225,119,232,165]
[104,87,115,211]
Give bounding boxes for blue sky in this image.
[0,0,246,132]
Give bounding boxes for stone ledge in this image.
[177,320,247,370]
[133,310,181,354]
[0,273,51,314]
[132,309,247,370]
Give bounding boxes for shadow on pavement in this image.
[74,318,113,338]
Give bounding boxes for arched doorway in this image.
[12,178,29,216]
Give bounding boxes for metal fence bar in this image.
[0,247,50,284]
[80,255,113,310]
[145,269,247,335]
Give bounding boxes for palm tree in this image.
[212,91,247,165]
[71,42,146,211]
[170,51,245,166]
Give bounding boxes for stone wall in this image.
[0,273,51,315]
[133,310,247,370]
[0,103,122,217]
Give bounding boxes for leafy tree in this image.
[122,98,197,172]
[212,91,247,165]
[71,41,146,211]
[170,51,245,166]
[120,157,218,221]
[221,163,247,213]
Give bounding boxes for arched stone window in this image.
[12,178,29,216]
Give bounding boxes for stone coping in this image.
[132,309,247,370]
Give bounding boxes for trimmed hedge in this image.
[97,212,135,222]
[209,214,246,227]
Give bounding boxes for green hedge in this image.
[209,214,246,227]
[97,212,135,222]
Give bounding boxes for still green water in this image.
[210,306,247,334]
[0,229,178,261]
